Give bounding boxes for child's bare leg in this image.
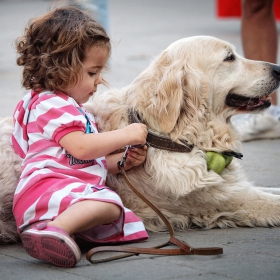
[48,200,121,235]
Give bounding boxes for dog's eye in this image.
[224,53,235,62]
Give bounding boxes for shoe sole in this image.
[21,229,81,267]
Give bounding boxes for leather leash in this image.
[86,149,223,264]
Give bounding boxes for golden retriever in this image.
[0,36,280,243]
[90,36,280,232]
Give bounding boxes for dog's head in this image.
[126,36,280,148]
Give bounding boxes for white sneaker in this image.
[231,105,280,142]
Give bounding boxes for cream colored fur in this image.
[90,36,280,232]
[0,36,280,243]
[0,117,21,243]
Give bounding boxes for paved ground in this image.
[1,0,280,279]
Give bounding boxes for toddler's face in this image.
[65,46,109,104]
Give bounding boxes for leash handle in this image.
[86,148,223,264]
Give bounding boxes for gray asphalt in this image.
[1,1,280,279]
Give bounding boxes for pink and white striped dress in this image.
[11,90,148,243]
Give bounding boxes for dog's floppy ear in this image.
[127,51,184,133]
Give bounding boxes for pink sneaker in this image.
[21,222,81,267]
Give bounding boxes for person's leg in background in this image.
[232,0,280,141]
[91,0,109,32]
[68,0,109,32]
[242,0,277,104]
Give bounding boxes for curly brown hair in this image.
[16,6,111,92]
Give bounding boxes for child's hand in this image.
[125,145,148,170]
[123,123,148,146]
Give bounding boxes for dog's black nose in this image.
[272,64,280,80]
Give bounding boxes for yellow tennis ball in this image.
[206,152,226,174]
[224,154,233,167]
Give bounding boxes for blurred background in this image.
[1,0,280,117]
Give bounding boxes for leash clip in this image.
[117,144,147,171]
[118,145,131,170]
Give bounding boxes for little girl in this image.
[11,6,148,267]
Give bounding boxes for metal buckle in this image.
[117,144,146,171]
[118,145,131,170]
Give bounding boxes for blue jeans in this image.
[68,0,109,31]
